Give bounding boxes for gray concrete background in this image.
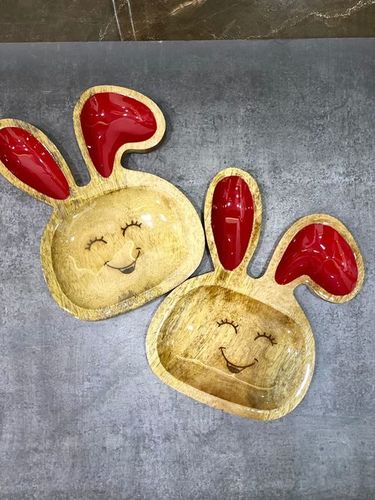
[0,41,374,499]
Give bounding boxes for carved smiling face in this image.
[51,187,188,309]
[157,285,307,411]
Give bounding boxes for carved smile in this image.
[105,248,141,274]
[219,347,258,374]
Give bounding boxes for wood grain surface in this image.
[147,167,364,420]
[0,85,205,320]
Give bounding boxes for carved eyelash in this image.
[217,319,239,334]
[121,220,142,236]
[85,236,107,251]
[254,332,277,345]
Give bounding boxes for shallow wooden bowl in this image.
[0,86,204,320]
[147,168,364,420]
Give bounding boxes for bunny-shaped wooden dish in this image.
[147,168,364,420]
[0,86,204,320]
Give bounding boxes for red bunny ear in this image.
[275,222,360,297]
[0,125,70,200]
[78,89,164,178]
[211,175,255,271]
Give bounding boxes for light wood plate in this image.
[147,167,364,420]
[0,85,205,320]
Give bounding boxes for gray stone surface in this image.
[0,41,374,499]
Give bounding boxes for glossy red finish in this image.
[275,223,358,295]
[211,175,254,271]
[0,127,70,200]
[80,92,158,178]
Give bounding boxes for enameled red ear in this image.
[211,175,254,271]
[80,92,158,178]
[0,126,70,200]
[275,223,358,296]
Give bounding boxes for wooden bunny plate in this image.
[0,86,204,320]
[147,168,364,420]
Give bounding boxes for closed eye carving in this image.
[217,319,239,334]
[85,236,107,251]
[121,220,142,236]
[254,332,277,345]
